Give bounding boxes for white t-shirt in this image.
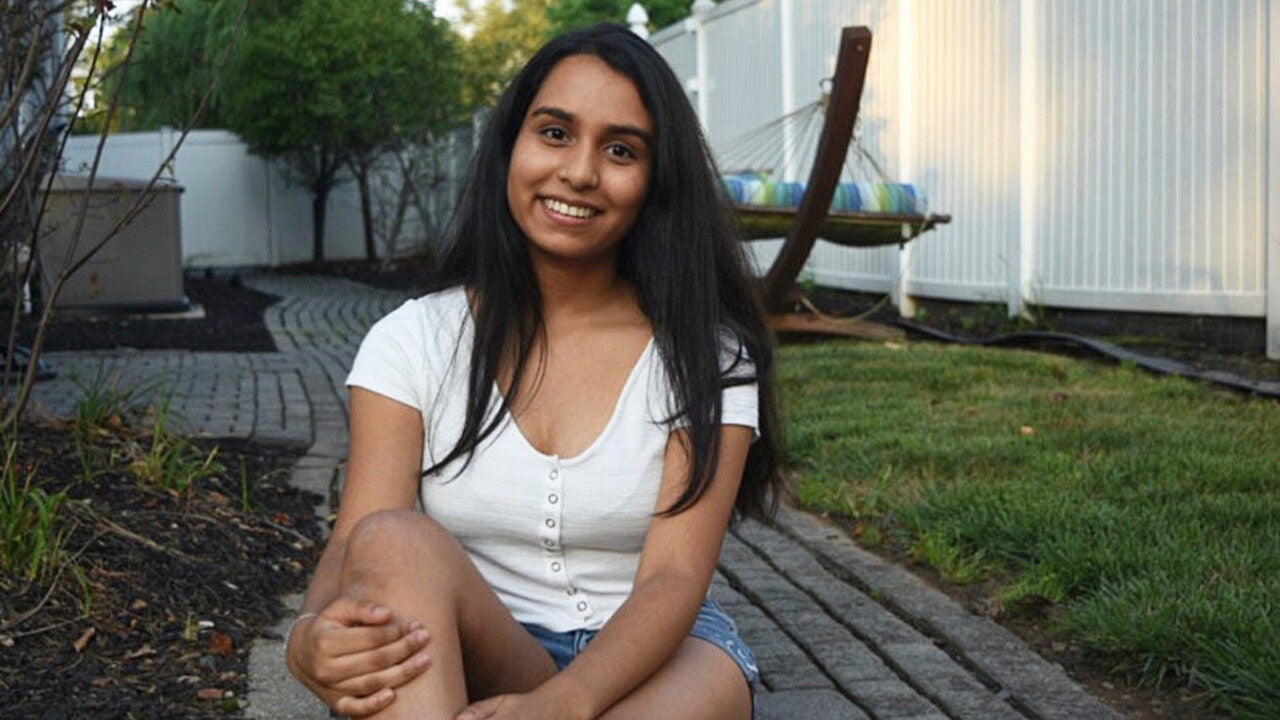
[346,287,758,632]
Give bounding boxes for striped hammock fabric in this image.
[719,172,928,215]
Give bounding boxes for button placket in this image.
[540,457,565,573]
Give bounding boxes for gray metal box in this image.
[39,175,188,311]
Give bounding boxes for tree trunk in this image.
[356,161,375,261]
[311,190,327,262]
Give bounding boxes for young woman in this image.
[285,24,780,720]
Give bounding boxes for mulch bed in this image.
[0,425,321,719]
[19,277,281,354]
[3,274,326,718]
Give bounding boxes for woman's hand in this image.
[287,597,433,717]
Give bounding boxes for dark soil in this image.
[20,277,280,353]
[803,287,1280,387]
[0,423,321,719]
[273,255,436,295]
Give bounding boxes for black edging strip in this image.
[893,322,1280,399]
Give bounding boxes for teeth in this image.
[544,198,595,219]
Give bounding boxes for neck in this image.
[531,255,630,323]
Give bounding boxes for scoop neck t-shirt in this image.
[346,287,759,632]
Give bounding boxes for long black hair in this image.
[428,23,780,520]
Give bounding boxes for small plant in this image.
[122,399,224,493]
[0,441,76,585]
[70,368,153,441]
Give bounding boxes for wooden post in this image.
[761,27,873,311]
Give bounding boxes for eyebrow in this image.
[530,106,654,148]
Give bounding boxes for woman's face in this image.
[506,54,654,268]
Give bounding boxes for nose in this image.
[557,145,599,190]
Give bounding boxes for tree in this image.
[340,1,462,262]
[547,0,690,36]
[224,0,463,261]
[457,0,551,109]
[82,0,302,133]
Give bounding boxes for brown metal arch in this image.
[760,26,873,312]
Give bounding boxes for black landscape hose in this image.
[892,321,1280,400]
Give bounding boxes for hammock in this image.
[715,97,950,248]
[712,27,950,313]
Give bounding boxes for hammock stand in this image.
[732,27,950,337]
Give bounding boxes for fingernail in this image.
[413,630,430,644]
[414,652,430,669]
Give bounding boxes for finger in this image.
[456,695,503,720]
[315,619,426,659]
[331,648,431,698]
[326,597,395,627]
[318,627,431,686]
[333,687,395,718]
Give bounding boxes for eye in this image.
[606,143,638,161]
[539,126,569,142]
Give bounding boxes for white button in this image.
[551,562,561,572]
[545,518,556,528]
[543,539,555,548]
[577,601,588,612]
[548,493,559,504]
[549,469,559,480]
[566,587,577,596]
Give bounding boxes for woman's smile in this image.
[506,54,654,266]
[541,196,601,221]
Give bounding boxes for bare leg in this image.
[601,637,752,720]
[338,509,558,719]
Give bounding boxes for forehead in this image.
[528,55,653,131]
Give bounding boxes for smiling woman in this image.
[506,54,654,269]
[285,24,780,720]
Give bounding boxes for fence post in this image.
[1269,0,1280,359]
[1013,0,1040,319]
[627,4,649,39]
[779,0,797,180]
[895,0,917,318]
[685,0,715,129]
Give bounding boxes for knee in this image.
[346,509,449,556]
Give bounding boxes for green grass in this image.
[779,340,1279,717]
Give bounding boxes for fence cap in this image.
[42,174,184,193]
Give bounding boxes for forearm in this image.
[536,572,708,719]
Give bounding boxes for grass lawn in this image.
[778,340,1279,719]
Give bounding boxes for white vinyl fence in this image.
[652,0,1280,358]
[60,126,475,268]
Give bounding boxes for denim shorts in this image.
[521,597,761,705]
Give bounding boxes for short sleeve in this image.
[658,331,760,439]
[346,300,428,411]
[719,339,759,437]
